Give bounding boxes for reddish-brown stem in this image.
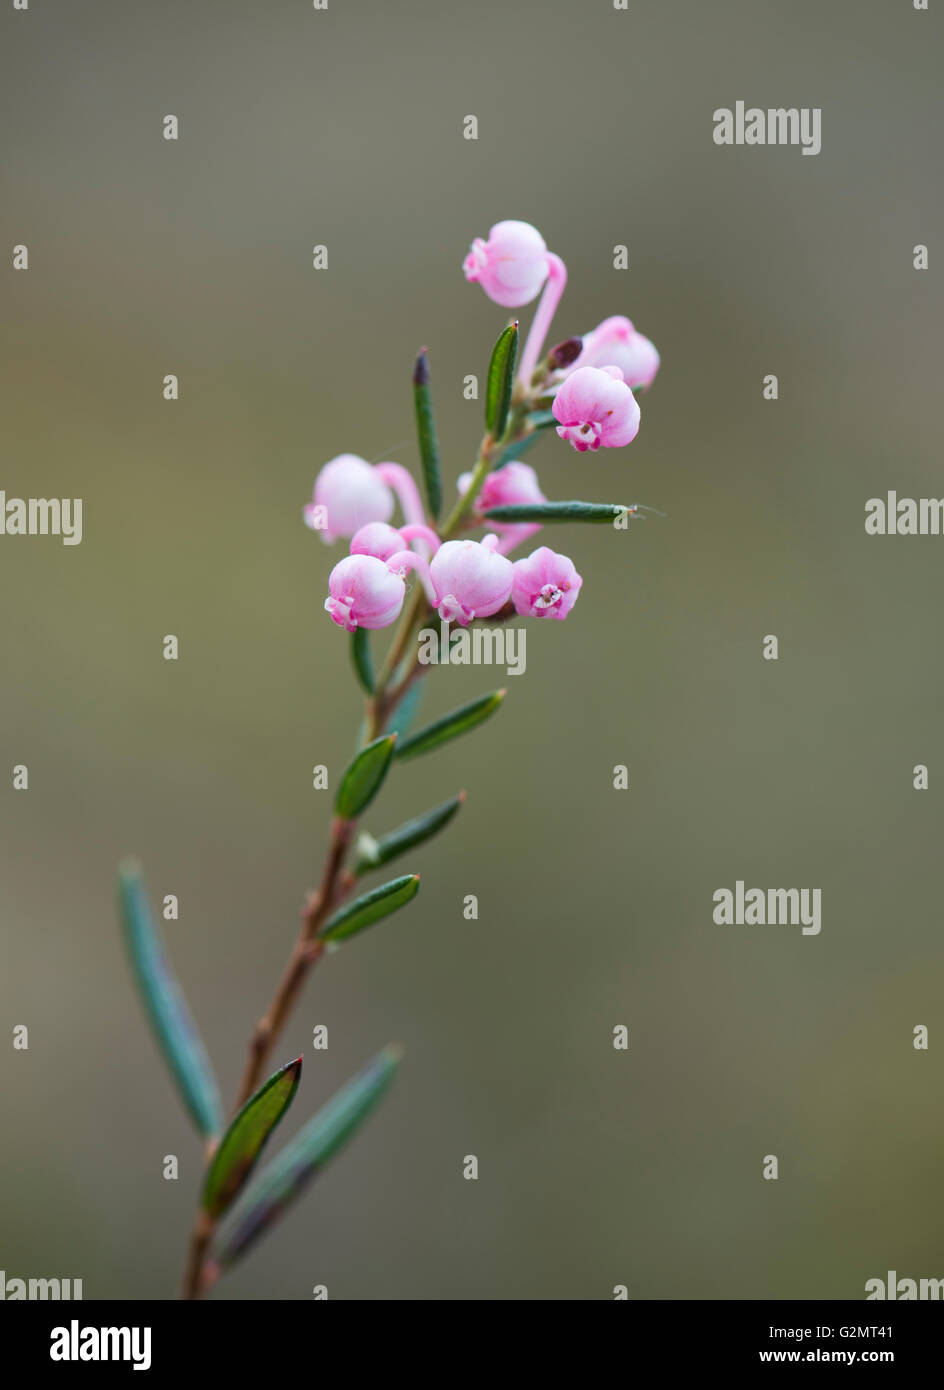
[232,816,354,1112]
[181,1210,215,1301]
[179,396,540,1298]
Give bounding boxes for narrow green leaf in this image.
[493,429,542,471]
[413,348,442,519]
[317,874,420,943]
[216,1045,402,1267]
[202,1057,302,1219]
[394,689,506,761]
[350,627,374,696]
[118,860,223,1139]
[492,411,557,470]
[485,321,518,439]
[483,501,639,524]
[354,793,464,875]
[525,409,557,431]
[335,733,396,820]
[386,679,424,739]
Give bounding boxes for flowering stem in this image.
[369,402,530,723]
[368,388,536,726]
[440,442,494,538]
[440,402,530,538]
[180,358,539,1299]
[368,589,429,728]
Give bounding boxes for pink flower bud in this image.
[306,454,394,543]
[571,315,660,391]
[429,534,514,626]
[462,220,550,308]
[350,521,441,611]
[350,522,410,562]
[458,461,546,556]
[511,546,583,621]
[552,364,640,452]
[324,554,407,632]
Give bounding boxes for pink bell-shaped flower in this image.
[305,454,394,543]
[462,220,550,308]
[511,546,583,621]
[349,522,408,563]
[350,521,441,562]
[570,316,660,391]
[552,365,641,452]
[429,534,514,626]
[324,553,415,632]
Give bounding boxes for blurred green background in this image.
[1,0,942,1300]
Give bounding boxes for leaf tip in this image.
[413,347,430,384]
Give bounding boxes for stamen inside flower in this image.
[558,419,603,452]
[534,584,563,610]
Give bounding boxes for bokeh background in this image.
[1,0,942,1300]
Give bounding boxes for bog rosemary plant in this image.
[117,219,661,1298]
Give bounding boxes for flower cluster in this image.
[305,219,660,635]
[316,485,578,630]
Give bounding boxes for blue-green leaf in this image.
[525,409,557,431]
[216,1046,402,1267]
[493,410,557,470]
[493,430,542,471]
[386,679,424,739]
[350,628,374,696]
[118,860,223,1139]
[394,689,506,760]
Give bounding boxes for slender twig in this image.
[368,588,429,727]
[178,386,541,1298]
[234,403,535,1102]
[181,1211,215,1300]
[232,816,354,1111]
